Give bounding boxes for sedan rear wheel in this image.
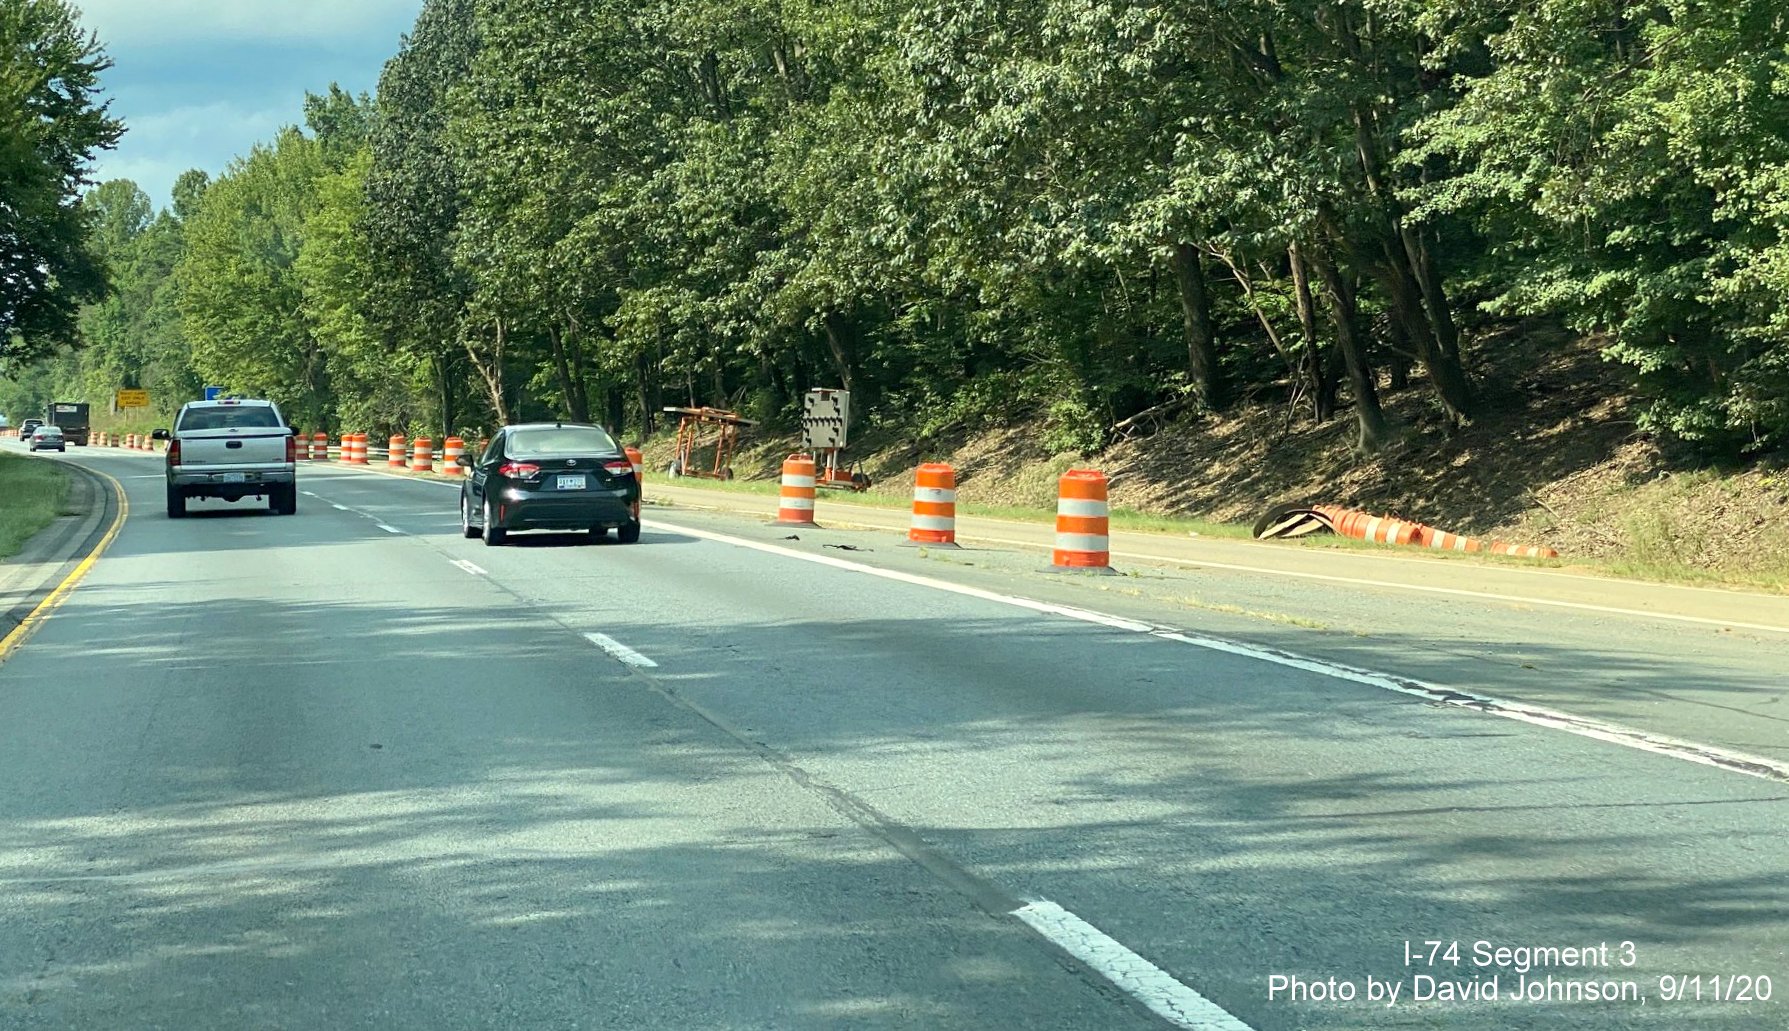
[481,497,507,546]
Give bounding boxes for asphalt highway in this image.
[1,443,1784,1030]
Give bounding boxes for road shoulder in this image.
[0,458,117,646]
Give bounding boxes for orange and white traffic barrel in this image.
[906,463,959,547]
[624,445,644,481]
[410,437,433,473]
[308,433,325,461]
[126,433,138,450]
[348,433,364,464]
[771,453,819,527]
[388,435,407,469]
[1052,469,1113,571]
[442,437,465,475]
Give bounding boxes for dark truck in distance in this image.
[160,399,297,517]
[45,402,89,446]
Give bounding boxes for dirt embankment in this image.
[644,322,1789,587]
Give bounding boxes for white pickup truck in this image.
[160,399,298,517]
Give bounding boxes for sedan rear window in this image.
[507,426,617,457]
[178,407,283,431]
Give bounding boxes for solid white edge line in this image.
[584,632,657,668]
[641,518,1789,784]
[1014,899,1253,1031]
[643,488,1789,635]
[450,559,487,576]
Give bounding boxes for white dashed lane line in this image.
[1015,899,1253,1031]
[584,632,657,668]
[450,559,487,576]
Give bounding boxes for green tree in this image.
[0,0,122,366]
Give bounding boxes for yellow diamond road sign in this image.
[115,389,149,409]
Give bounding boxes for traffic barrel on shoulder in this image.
[442,437,465,475]
[1052,469,1113,571]
[625,445,644,481]
[410,437,433,473]
[772,454,819,527]
[388,435,407,469]
[310,433,327,461]
[906,463,959,547]
[353,433,371,465]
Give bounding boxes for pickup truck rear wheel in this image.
[166,486,186,519]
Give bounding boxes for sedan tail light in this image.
[602,460,633,477]
[497,462,541,477]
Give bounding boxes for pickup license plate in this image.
[556,474,586,491]
[218,473,247,484]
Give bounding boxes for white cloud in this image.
[74,0,423,47]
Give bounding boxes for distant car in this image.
[29,425,66,452]
[460,423,641,546]
[19,419,43,440]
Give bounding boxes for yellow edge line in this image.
[0,466,129,664]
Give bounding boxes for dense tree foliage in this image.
[0,0,121,368]
[8,0,1789,460]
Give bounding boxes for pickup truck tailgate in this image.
[173,429,290,467]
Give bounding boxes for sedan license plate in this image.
[218,473,247,483]
[556,474,587,491]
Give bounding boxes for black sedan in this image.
[460,423,641,546]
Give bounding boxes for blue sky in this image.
[75,0,425,211]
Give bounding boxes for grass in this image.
[0,452,70,562]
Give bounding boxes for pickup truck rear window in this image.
[178,408,283,431]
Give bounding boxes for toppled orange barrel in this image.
[1260,503,1560,559]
